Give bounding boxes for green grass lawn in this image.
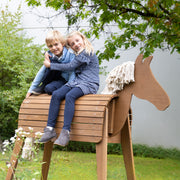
[1,150,180,179]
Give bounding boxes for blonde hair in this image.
[45,30,66,47]
[66,31,94,55]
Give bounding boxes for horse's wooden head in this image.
[110,54,170,136]
[132,54,170,110]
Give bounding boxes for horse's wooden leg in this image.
[96,107,108,180]
[121,117,136,180]
[41,141,54,180]
[6,136,24,180]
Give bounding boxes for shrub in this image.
[0,6,44,140]
[54,142,180,160]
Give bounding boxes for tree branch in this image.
[102,1,165,19]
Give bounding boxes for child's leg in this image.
[31,69,54,94]
[63,87,84,131]
[32,70,64,94]
[41,70,62,85]
[47,85,71,128]
[39,85,71,143]
[54,87,84,146]
[44,80,66,95]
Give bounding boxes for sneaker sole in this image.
[51,136,57,142]
[31,91,41,95]
[54,143,68,147]
[39,136,57,143]
[54,141,69,147]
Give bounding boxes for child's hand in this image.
[26,92,32,98]
[45,52,51,62]
[44,59,50,68]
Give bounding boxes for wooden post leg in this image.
[96,107,108,180]
[41,141,54,180]
[6,136,24,180]
[121,118,136,180]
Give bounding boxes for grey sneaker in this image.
[32,83,45,95]
[54,129,70,147]
[39,127,57,143]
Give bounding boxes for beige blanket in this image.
[101,61,135,94]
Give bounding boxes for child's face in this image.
[68,34,85,53]
[47,40,64,57]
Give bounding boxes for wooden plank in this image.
[21,104,50,109]
[66,129,103,136]
[10,130,102,143]
[18,120,47,127]
[19,109,105,118]
[108,99,116,134]
[56,123,103,131]
[18,115,104,124]
[18,120,103,131]
[19,114,48,121]
[17,126,44,133]
[20,103,105,111]
[70,135,102,143]
[28,94,118,101]
[23,99,110,106]
[19,126,103,137]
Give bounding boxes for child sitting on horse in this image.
[26,30,75,98]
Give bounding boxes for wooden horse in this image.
[6,54,170,180]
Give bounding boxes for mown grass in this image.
[1,150,180,179]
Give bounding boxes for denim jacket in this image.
[28,47,75,93]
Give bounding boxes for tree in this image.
[0,6,44,140]
[26,0,180,63]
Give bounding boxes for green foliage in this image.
[26,0,180,63]
[53,142,180,160]
[133,144,180,160]
[0,6,44,140]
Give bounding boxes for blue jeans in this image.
[41,68,64,85]
[44,80,66,95]
[47,85,84,131]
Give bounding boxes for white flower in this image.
[15,129,19,134]
[10,137,16,143]
[35,132,43,136]
[18,127,23,131]
[15,127,23,135]
[6,163,11,168]
[2,152,5,155]
[28,127,33,131]
[2,140,9,147]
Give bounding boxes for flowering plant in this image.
[2,127,43,179]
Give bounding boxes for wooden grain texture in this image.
[18,94,118,144]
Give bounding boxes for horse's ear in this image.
[144,56,153,65]
[135,54,144,64]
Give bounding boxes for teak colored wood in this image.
[6,54,170,180]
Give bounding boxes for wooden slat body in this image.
[18,94,118,143]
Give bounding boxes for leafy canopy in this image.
[26,0,180,62]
